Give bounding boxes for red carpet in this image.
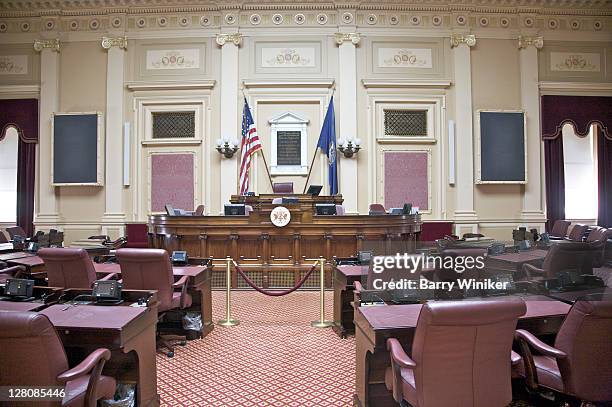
[157,291,355,406]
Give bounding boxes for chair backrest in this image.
[554,300,612,402]
[0,229,8,243]
[117,248,175,311]
[272,182,294,194]
[541,242,591,278]
[411,300,526,407]
[586,226,611,243]
[125,223,149,248]
[335,205,345,216]
[0,311,69,404]
[38,248,97,288]
[567,224,588,241]
[6,226,27,239]
[369,203,386,215]
[194,205,205,216]
[551,220,571,238]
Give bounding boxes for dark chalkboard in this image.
[277,131,301,165]
[52,113,103,185]
[477,111,526,184]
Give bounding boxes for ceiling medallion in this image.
[500,17,510,28]
[69,20,79,30]
[89,19,100,30]
[111,17,122,28]
[594,20,602,30]
[250,14,261,25]
[316,13,328,25]
[342,12,353,24]
[389,15,399,25]
[44,20,55,30]
[432,15,442,26]
[366,14,377,25]
[200,15,211,26]
[456,15,467,26]
[524,17,534,27]
[272,14,283,25]
[548,19,558,29]
[225,13,236,25]
[178,16,190,27]
[158,17,168,27]
[294,13,306,25]
[136,17,146,28]
[479,17,489,27]
[20,22,30,32]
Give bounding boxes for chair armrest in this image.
[97,272,118,281]
[515,330,567,359]
[387,338,416,369]
[57,348,111,383]
[522,263,545,277]
[0,265,26,278]
[172,275,189,289]
[511,350,522,366]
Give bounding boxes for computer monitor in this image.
[315,203,336,215]
[282,197,299,204]
[389,208,403,215]
[224,204,246,216]
[306,185,323,196]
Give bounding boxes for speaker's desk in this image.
[354,297,571,407]
[94,262,213,338]
[40,294,159,407]
[149,197,421,288]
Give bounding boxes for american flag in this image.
[239,98,262,195]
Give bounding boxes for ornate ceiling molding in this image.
[33,38,60,52]
[335,32,361,45]
[101,36,127,49]
[518,35,544,49]
[450,33,476,48]
[215,32,242,46]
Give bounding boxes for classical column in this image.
[451,34,477,224]
[33,39,61,230]
[101,36,127,237]
[335,32,360,213]
[518,35,545,229]
[216,33,242,211]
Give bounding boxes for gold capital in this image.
[33,39,60,52]
[518,36,543,50]
[335,33,361,45]
[216,33,242,47]
[101,36,127,50]
[450,34,476,48]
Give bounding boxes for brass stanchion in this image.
[311,256,332,328]
[218,256,239,326]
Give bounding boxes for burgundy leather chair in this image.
[125,223,149,249]
[117,248,192,357]
[522,242,592,279]
[6,226,27,239]
[550,220,571,239]
[38,248,117,288]
[272,182,294,194]
[194,205,205,216]
[515,300,612,404]
[369,203,387,215]
[0,311,116,407]
[567,224,588,242]
[386,300,526,407]
[0,229,9,243]
[586,227,612,267]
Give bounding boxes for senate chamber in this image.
[0,0,611,406]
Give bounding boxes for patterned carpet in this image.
[157,291,356,406]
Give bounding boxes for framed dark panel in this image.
[476,110,527,184]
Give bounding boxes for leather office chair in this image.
[0,229,9,243]
[369,203,386,215]
[0,311,116,407]
[567,223,588,242]
[6,226,27,239]
[522,242,591,279]
[194,205,205,216]
[515,300,612,404]
[117,248,192,357]
[335,205,345,215]
[124,223,149,248]
[38,248,118,288]
[386,300,526,407]
[272,182,294,194]
[550,220,571,239]
[585,227,612,268]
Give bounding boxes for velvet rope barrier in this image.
[232,260,318,296]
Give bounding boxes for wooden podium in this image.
[148,195,422,289]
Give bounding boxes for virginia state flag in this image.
[317,97,338,195]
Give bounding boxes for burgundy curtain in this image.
[598,127,612,227]
[544,136,565,232]
[0,99,38,236]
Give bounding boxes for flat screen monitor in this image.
[282,197,299,204]
[315,203,336,215]
[306,185,323,196]
[224,204,246,216]
[389,208,403,215]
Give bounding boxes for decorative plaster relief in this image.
[0,55,28,75]
[261,47,315,67]
[378,48,432,68]
[146,49,199,70]
[550,52,600,72]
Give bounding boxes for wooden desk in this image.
[333,264,367,338]
[0,300,47,312]
[149,197,421,288]
[546,287,612,303]
[0,251,35,261]
[485,249,548,276]
[354,298,571,407]
[94,262,214,338]
[6,254,45,273]
[40,303,159,407]
[0,243,15,254]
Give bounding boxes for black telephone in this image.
[357,251,373,265]
[488,243,506,256]
[92,280,122,304]
[4,278,35,301]
[172,251,188,265]
[484,274,515,296]
[557,270,585,288]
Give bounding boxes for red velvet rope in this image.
[233,260,318,296]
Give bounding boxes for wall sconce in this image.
[216,138,239,159]
[337,138,361,158]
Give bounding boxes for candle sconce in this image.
[216,138,239,159]
[337,138,362,158]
